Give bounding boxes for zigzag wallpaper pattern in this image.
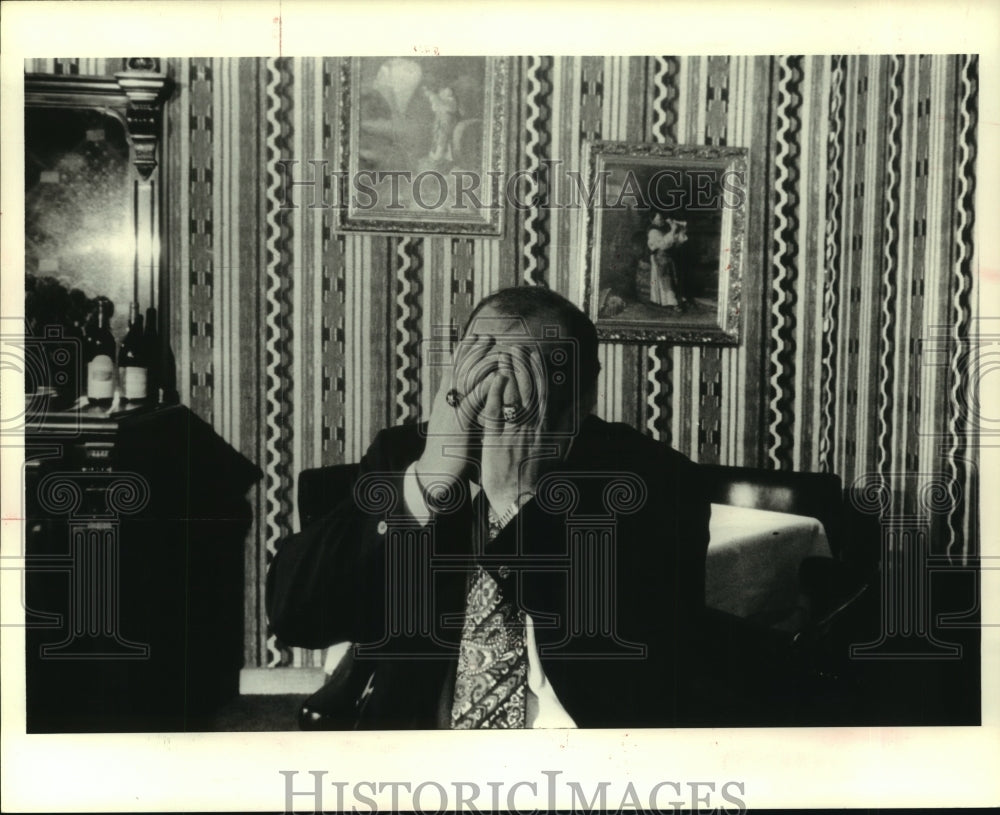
[26,55,979,669]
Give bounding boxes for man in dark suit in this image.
[267,286,711,728]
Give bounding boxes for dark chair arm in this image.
[298,645,376,731]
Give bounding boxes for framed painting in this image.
[337,56,509,236]
[581,141,748,344]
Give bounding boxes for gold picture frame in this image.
[581,141,748,345]
[337,56,509,236]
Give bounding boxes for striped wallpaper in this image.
[27,55,979,670]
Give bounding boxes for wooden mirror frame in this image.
[25,60,172,316]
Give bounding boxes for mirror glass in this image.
[25,106,133,340]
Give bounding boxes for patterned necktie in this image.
[450,564,528,728]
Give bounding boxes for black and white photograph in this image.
[2,1,998,813]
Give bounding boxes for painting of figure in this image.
[583,142,748,344]
[340,56,508,235]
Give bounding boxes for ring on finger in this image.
[502,404,520,423]
[446,388,463,408]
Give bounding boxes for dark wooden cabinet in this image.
[24,403,260,732]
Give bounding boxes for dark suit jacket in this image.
[266,414,711,728]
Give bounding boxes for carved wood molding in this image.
[25,62,172,180]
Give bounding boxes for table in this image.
[706,503,833,626]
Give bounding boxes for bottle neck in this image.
[94,298,113,332]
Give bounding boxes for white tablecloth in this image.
[706,503,833,625]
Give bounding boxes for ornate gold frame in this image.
[581,141,748,345]
[336,56,509,236]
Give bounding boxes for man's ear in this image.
[549,385,594,462]
[580,383,598,418]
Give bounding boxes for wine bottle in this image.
[64,288,91,404]
[84,298,116,408]
[142,305,160,403]
[119,302,148,403]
